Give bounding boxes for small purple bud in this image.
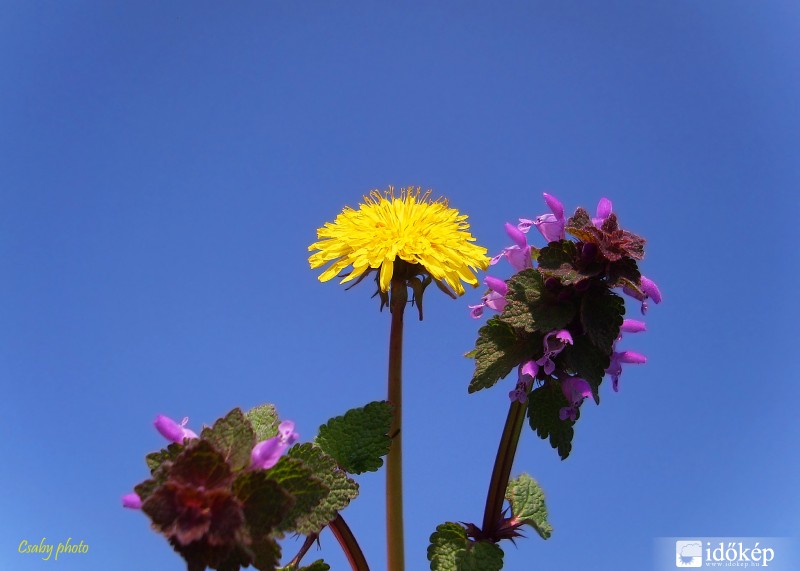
[484,276,508,296]
[543,193,564,219]
[251,420,299,470]
[504,223,528,248]
[592,198,612,227]
[617,351,647,364]
[640,276,662,304]
[154,415,198,444]
[621,319,647,333]
[251,437,285,470]
[122,493,142,509]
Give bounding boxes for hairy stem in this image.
[287,534,318,568]
[329,513,370,571]
[482,400,526,535]
[386,279,407,571]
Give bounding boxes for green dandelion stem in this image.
[386,278,407,571]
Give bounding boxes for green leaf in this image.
[287,443,359,534]
[250,536,282,571]
[145,442,183,476]
[277,560,330,571]
[580,285,624,355]
[607,257,641,288]
[201,408,257,472]
[558,335,610,402]
[427,523,504,571]
[468,316,537,393]
[264,456,329,534]
[247,404,281,441]
[169,439,232,488]
[500,269,576,334]
[315,401,393,474]
[527,383,575,460]
[505,473,553,540]
[232,469,294,536]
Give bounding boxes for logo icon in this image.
[675,540,703,567]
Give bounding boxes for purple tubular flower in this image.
[621,319,647,333]
[122,493,142,509]
[536,329,573,375]
[592,197,612,227]
[640,276,662,304]
[622,274,663,314]
[490,224,532,271]
[509,360,538,403]
[607,350,647,392]
[532,193,565,243]
[154,415,198,444]
[251,420,299,470]
[469,276,509,319]
[559,377,593,421]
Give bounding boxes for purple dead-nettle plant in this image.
[471,193,661,433]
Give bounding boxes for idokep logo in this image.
[675,540,703,567]
[657,537,795,571]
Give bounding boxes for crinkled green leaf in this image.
[427,522,504,571]
[246,403,281,441]
[505,473,552,540]
[145,442,183,476]
[169,439,232,488]
[580,285,624,355]
[315,401,392,474]
[232,469,294,536]
[607,257,641,288]
[469,316,537,393]
[133,478,158,503]
[264,456,328,534]
[287,443,359,534]
[566,209,646,262]
[500,269,576,334]
[250,536,282,571]
[558,335,610,403]
[201,408,257,472]
[527,383,575,460]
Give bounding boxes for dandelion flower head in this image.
[308,187,489,295]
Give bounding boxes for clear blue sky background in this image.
[2,2,798,570]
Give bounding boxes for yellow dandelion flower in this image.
[308,187,489,296]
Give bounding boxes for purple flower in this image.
[490,223,532,271]
[622,274,662,314]
[606,321,648,391]
[469,276,509,319]
[122,493,142,509]
[508,360,538,403]
[251,420,299,470]
[523,193,565,243]
[536,329,573,375]
[154,415,198,444]
[559,377,593,421]
[608,350,647,392]
[592,198,612,227]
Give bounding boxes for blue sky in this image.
[1,2,798,570]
